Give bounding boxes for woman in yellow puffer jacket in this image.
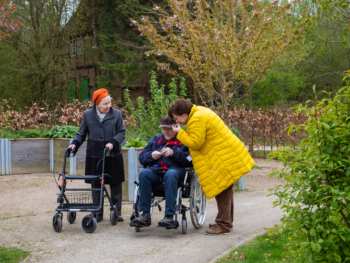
[169,98,254,235]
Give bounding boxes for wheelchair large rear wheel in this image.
[190,174,207,229]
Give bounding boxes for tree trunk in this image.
[220,73,228,119]
[249,82,253,111]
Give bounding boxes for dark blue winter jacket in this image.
[139,134,192,180]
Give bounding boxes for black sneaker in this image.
[130,213,151,227]
[158,215,174,227]
[118,216,124,222]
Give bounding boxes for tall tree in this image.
[97,0,184,99]
[315,0,350,46]
[0,0,21,47]
[0,0,89,104]
[133,0,307,115]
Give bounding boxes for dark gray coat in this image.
[71,104,126,184]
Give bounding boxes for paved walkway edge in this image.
[207,229,267,263]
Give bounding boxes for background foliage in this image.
[269,76,350,262]
[124,71,188,142]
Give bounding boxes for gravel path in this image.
[0,159,285,263]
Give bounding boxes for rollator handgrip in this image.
[65,147,76,157]
[104,147,111,157]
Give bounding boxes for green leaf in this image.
[322,123,330,130]
[330,201,338,208]
[325,134,334,142]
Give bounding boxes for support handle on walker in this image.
[66,147,76,157]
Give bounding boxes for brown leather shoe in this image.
[206,226,230,235]
[209,223,233,229]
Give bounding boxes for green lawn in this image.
[0,247,30,263]
[217,231,295,263]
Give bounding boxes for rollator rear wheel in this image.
[67,212,76,224]
[110,208,118,225]
[53,214,62,233]
[190,174,207,229]
[82,215,97,233]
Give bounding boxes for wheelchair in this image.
[130,167,207,234]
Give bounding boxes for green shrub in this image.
[124,71,188,142]
[229,126,240,138]
[269,83,350,262]
[124,138,147,148]
[45,125,79,138]
[0,128,47,139]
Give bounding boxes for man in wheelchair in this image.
[130,115,192,228]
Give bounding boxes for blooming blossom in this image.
[250,3,254,6]
[267,17,272,21]
[153,6,159,11]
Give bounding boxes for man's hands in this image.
[152,151,162,160]
[151,147,174,160]
[161,147,173,158]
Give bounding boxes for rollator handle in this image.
[104,147,114,157]
[65,147,76,157]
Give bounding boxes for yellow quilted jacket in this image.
[177,105,254,200]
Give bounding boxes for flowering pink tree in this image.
[133,0,307,115]
[0,0,20,43]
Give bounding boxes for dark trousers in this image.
[92,182,122,218]
[138,169,180,216]
[215,184,234,231]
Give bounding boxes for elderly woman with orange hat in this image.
[68,88,126,222]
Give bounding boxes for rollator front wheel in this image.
[53,214,62,233]
[110,208,118,225]
[82,215,97,233]
[67,212,76,224]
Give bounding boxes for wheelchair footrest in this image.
[157,221,179,229]
[129,221,151,227]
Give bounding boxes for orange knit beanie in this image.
[93,88,109,105]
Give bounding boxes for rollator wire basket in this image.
[60,192,98,210]
[52,147,119,233]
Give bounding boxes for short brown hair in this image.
[168,98,193,118]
